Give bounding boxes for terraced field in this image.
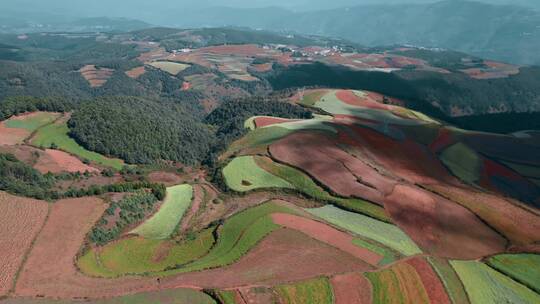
[222,156,293,192]
[451,260,540,304]
[307,205,422,256]
[148,61,191,75]
[131,184,194,240]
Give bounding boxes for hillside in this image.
[173,0,540,65]
[0,25,539,304]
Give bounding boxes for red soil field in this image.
[251,63,273,72]
[269,131,395,203]
[0,192,49,297]
[147,171,183,186]
[125,66,146,79]
[406,257,451,304]
[237,287,277,303]
[180,185,203,232]
[254,117,296,128]
[336,90,393,111]
[271,213,382,266]
[339,123,457,185]
[11,199,372,299]
[429,127,455,153]
[330,273,372,304]
[34,149,99,174]
[427,183,540,245]
[160,228,374,289]
[181,81,191,91]
[384,185,507,259]
[0,123,30,145]
[79,65,114,88]
[202,44,273,57]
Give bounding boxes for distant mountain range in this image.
[172,0,540,65]
[1,0,539,65]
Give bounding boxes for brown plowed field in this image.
[271,213,382,266]
[269,131,395,203]
[331,273,372,304]
[384,185,507,259]
[160,228,374,289]
[180,185,203,232]
[0,123,30,145]
[79,65,114,88]
[406,257,451,304]
[34,149,99,174]
[125,66,146,79]
[254,117,296,128]
[147,171,183,186]
[336,90,393,111]
[11,198,371,299]
[426,183,540,246]
[0,192,49,297]
[341,123,457,185]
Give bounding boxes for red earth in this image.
[269,131,395,203]
[125,66,146,79]
[0,123,30,145]
[34,149,99,174]
[338,123,457,185]
[254,117,296,128]
[406,257,452,304]
[0,192,49,297]
[384,185,507,259]
[271,213,382,266]
[330,273,372,304]
[429,127,455,153]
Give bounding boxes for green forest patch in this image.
[276,277,334,304]
[222,156,293,192]
[30,118,123,169]
[131,184,194,240]
[486,254,540,293]
[307,205,421,255]
[451,260,540,304]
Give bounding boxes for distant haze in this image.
[1,0,539,24]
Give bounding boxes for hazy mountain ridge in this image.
[175,0,540,65]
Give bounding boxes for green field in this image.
[5,112,61,132]
[78,229,214,277]
[276,277,334,304]
[222,156,293,192]
[307,205,421,255]
[216,291,237,304]
[267,118,337,133]
[365,262,430,304]
[131,184,194,240]
[427,257,470,304]
[440,142,482,184]
[30,119,124,169]
[299,90,329,107]
[451,260,540,304]
[352,238,400,265]
[148,61,191,75]
[254,156,390,222]
[313,90,424,126]
[160,201,298,275]
[0,289,216,304]
[486,254,540,293]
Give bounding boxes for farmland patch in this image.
[307,205,421,256]
[131,184,194,240]
[222,156,293,192]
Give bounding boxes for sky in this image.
[0,0,538,25]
